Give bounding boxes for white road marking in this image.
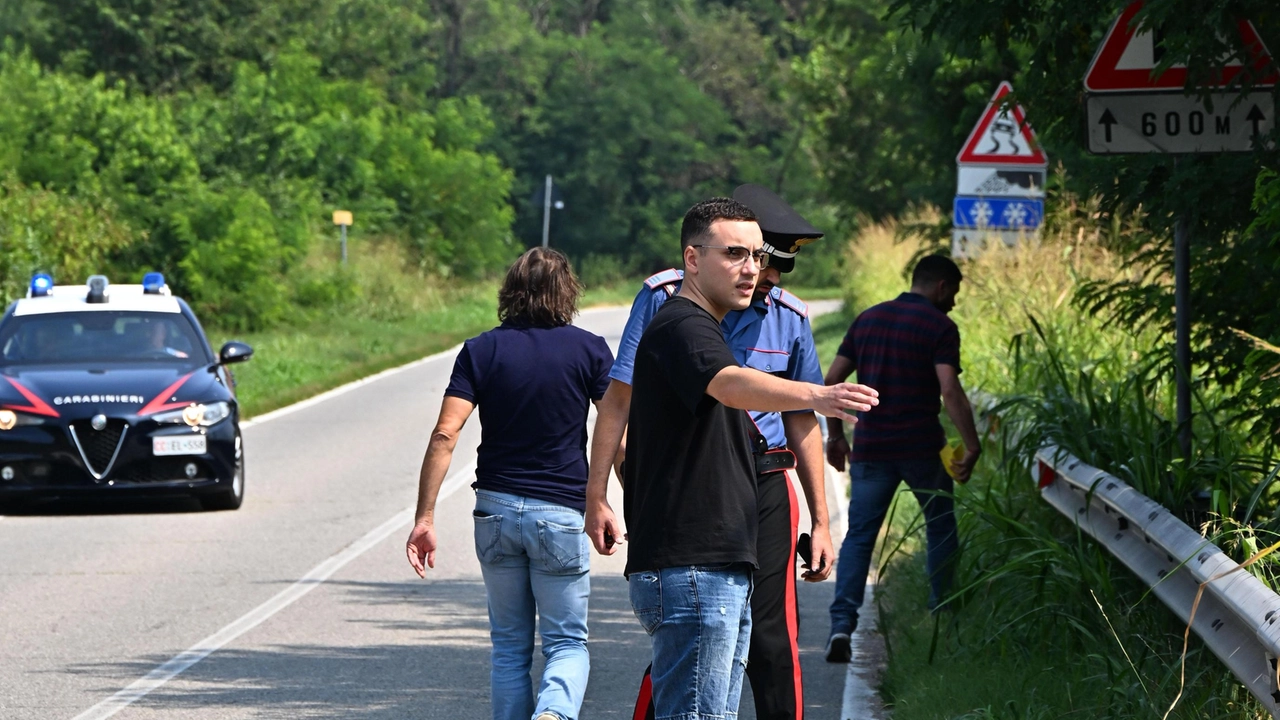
[70,459,477,720]
[239,347,463,429]
[840,585,879,720]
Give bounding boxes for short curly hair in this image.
[497,247,582,327]
[680,197,758,250]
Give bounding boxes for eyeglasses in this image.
[691,245,769,267]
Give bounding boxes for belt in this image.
[755,448,796,475]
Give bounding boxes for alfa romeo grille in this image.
[69,419,129,480]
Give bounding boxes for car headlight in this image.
[0,409,48,430]
[152,402,231,427]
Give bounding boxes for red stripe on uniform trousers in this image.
[786,469,804,719]
[633,668,653,720]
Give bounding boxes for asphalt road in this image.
[0,303,854,720]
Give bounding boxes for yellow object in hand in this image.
[940,442,964,478]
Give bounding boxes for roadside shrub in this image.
[575,253,629,289]
[175,186,293,330]
[0,178,135,301]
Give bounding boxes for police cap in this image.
[732,184,823,273]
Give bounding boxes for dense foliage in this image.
[0,0,839,327]
[801,0,1280,438]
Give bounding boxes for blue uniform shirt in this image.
[610,270,823,448]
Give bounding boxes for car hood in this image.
[0,364,228,420]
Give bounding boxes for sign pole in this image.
[332,210,353,265]
[1174,210,1191,459]
[541,174,553,248]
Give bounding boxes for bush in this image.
[174,186,294,330]
[575,252,630,289]
[0,178,136,301]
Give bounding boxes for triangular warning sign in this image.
[956,82,1047,167]
[1084,0,1278,92]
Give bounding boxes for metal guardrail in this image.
[1034,445,1280,716]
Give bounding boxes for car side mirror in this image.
[219,341,254,365]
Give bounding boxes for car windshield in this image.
[0,311,209,366]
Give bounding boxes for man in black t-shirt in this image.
[585,198,879,719]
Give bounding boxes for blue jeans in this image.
[474,490,591,720]
[629,565,753,720]
[829,459,958,635]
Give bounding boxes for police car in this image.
[0,273,252,511]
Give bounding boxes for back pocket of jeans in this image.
[629,571,663,635]
[473,512,503,564]
[536,519,588,574]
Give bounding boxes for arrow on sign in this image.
[1099,109,1118,142]
[1248,105,1267,137]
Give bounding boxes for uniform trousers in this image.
[744,470,804,720]
[632,469,803,720]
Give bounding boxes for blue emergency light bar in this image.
[142,272,166,294]
[28,273,53,298]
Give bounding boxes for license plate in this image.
[153,436,207,456]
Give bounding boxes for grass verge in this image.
[208,284,498,418]
[840,209,1271,718]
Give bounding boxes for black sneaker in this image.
[824,633,852,663]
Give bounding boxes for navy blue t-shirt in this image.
[445,321,614,512]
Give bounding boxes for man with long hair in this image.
[407,247,613,720]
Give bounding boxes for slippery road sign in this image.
[957,82,1048,167]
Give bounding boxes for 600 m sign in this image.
[1086,92,1274,154]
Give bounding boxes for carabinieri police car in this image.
[0,273,252,511]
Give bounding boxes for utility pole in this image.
[1174,212,1191,460]
[541,174,553,247]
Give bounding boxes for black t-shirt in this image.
[445,322,614,512]
[623,296,758,576]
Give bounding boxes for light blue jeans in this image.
[474,490,591,720]
[629,564,753,720]
[829,459,957,636]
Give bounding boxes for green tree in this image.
[857,0,1280,427]
[0,178,135,300]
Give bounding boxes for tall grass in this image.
[842,206,1276,718]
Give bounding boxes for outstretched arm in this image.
[707,364,877,423]
[407,396,476,577]
[823,354,857,471]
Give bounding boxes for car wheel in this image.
[201,430,245,511]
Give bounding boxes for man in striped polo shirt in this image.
[821,255,981,663]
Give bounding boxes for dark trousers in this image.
[745,470,803,719]
[631,470,803,720]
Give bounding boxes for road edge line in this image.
[69,460,477,720]
[841,585,880,720]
